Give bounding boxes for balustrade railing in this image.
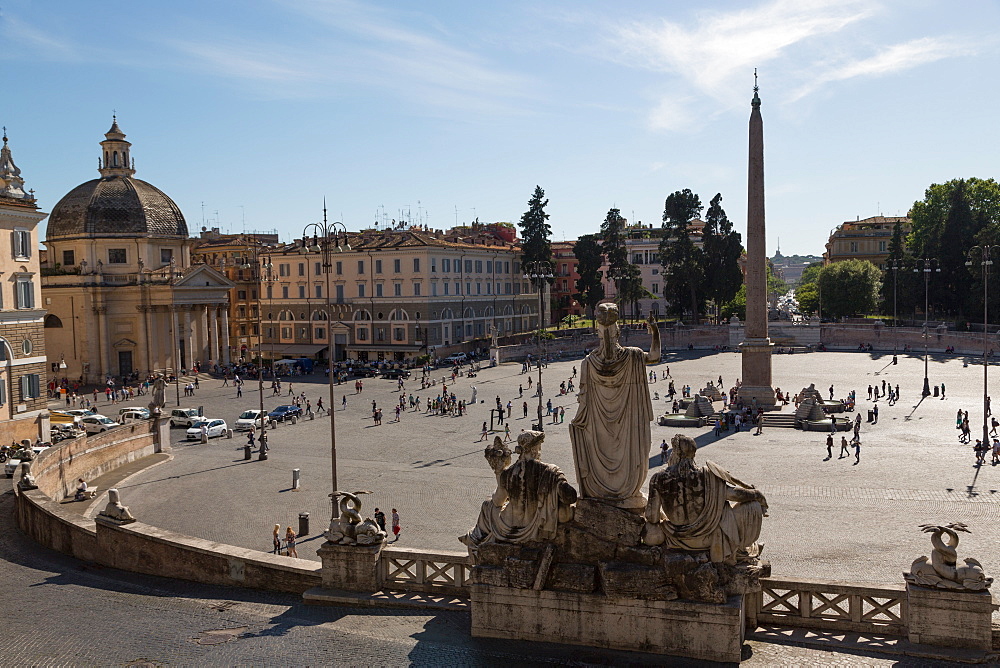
[380,547,471,596]
[755,577,907,636]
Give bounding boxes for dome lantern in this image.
[98,114,135,178]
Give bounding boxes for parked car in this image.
[380,369,411,380]
[233,409,267,431]
[443,353,468,364]
[350,366,378,378]
[80,415,120,434]
[119,410,150,424]
[52,408,97,418]
[118,407,150,419]
[4,445,48,477]
[268,405,303,422]
[169,408,201,428]
[186,418,229,440]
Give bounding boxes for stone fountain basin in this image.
[658,415,708,428]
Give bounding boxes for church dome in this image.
[45,120,188,240]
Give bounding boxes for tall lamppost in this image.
[241,239,274,431]
[888,258,905,363]
[299,209,350,508]
[523,260,553,431]
[914,258,940,397]
[966,246,1000,449]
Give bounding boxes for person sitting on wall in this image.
[74,478,89,501]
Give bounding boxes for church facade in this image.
[41,121,234,383]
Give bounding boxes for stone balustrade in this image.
[379,547,471,596]
[754,577,908,636]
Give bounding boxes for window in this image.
[357,327,368,341]
[336,285,344,303]
[358,260,365,274]
[237,290,247,300]
[476,282,482,295]
[505,282,511,294]
[475,260,483,273]
[431,259,437,272]
[652,283,659,294]
[652,268,659,275]
[281,327,292,338]
[108,248,127,264]
[444,283,450,296]
[15,277,34,309]
[298,286,306,299]
[20,374,40,400]
[486,261,493,273]
[456,282,461,295]
[314,262,321,276]
[394,283,402,297]
[240,325,248,335]
[358,283,366,298]
[393,258,401,273]
[413,258,420,272]
[467,282,472,295]
[431,283,438,296]
[505,262,510,274]
[266,285,273,299]
[413,283,421,296]
[336,261,343,275]
[315,327,325,339]
[879,241,887,252]
[376,259,383,274]
[850,242,859,253]
[279,264,289,277]
[62,250,75,266]
[394,327,405,342]
[44,314,62,328]
[160,248,173,264]
[376,327,385,341]
[443,258,451,272]
[280,286,288,299]
[12,229,30,259]
[376,283,383,297]
[465,260,472,273]
[315,285,322,298]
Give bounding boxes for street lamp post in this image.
[523,261,553,431]
[913,258,940,397]
[888,258,904,363]
[299,209,350,515]
[241,240,274,431]
[966,246,1000,450]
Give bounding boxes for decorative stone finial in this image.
[905,523,991,591]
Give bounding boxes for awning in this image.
[251,344,330,357]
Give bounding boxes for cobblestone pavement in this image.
[108,350,1000,589]
[2,488,951,666]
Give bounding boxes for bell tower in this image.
[98,115,135,178]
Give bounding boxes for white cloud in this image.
[0,14,80,60]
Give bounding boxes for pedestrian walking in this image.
[523,401,528,418]
[285,527,298,558]
[479,422,488,441]
[236,384,242,398]
[391,509,401,542]
[825,434,833,460]
[839,436,851,459]
[660,439,669,465]
[754,413,763,435]
[374,508,386,533]
[273,524,282,554]
[504,423,511,442]
[941,383,946,399]
[872,404,879,424]
[853,439,861,465]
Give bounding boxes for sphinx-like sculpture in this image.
[643,434,768,565]
[17,460,38,491]
[98,488,136,523]
[570,303,660,509]
[327,490,386,546]
[461,432,577,551]
[905,522,992,591]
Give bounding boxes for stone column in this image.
[171,308,181,373]
[141,304,153,376]
[738,82,775,407]
[93,305,108,380]
[210,306,220,365]
[198,305,209,366]
[182,307,193,372]
[220,307,231,364]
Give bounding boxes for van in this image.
[119,410,149,424]
[118,406,150,419]
[169,408,201,428]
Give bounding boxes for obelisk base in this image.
[739,338,776,407]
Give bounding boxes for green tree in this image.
[701,193,744,320]
[795,282,819,315]
[599,207,629,277]
[518,185,552,266]
[659,189,704,320]
[572,234,605,324]
[879,221,911,321]
[816,260,882,320]
[616,263,646,322]
[798,261,823,288]
[720,284,746,321]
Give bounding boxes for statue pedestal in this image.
[315,540,384,592]
[906,584,994,650]
[471,585,746,663]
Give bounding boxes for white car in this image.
[186,418,228,440]
[118,406,150,419]
[233,409,266,431]
[119,410,149,424]
[443,353,468,364]
[80,415,120,434]
[169,408,201,428]
[4,446,48,477]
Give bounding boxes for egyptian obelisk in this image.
[738,73,776,407]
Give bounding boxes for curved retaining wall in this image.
[14,421,320,594]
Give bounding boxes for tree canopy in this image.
[518,185,552,266]
[659,189,704,320]
[701,193,744,313]
[572,234,605,322]
[816,260,882,320]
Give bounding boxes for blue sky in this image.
[2,0,996,255]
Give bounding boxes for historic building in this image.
[0,131,49,442]
[41,120,234,382]
[551,240,583,321]
[824,215,910,270]
[257,224,539,363]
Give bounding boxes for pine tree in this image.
[701,193,743,320]
[572,234,605,324]
[659,189,704,320]
[599,208,639,322]
[518,185,552,266]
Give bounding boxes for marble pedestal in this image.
[471,585,746,663]
[738,338,775,407]
[906,583,995,650]
[315,540,384,592]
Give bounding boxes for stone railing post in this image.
[315,541,385,592]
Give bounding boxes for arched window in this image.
[464,307,475,318]
[44,314,63,328]
[353,310,371,321]
[312,310,329,321]
[113,151,119,167]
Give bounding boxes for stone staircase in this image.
[761,413,797,429]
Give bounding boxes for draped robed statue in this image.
[569,302,660,509]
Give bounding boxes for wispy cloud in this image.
[0,14,79,60]
[600,0,971,131]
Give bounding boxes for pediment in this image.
[113,338,138,348]
[173,264,236,290]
